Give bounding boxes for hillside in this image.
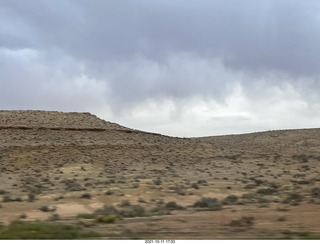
[0,110,320,239]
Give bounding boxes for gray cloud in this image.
[1,0,320,136]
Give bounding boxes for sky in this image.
[1,0,320,137]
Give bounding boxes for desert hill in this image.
[0,110,128,131]
[0,110,320,239]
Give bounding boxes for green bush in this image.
[0,221,100,239]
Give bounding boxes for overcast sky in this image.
[1,0,320,137]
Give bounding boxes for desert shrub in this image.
[120,200,131,207]
[95,215,117,223]
[77,213,95,219]
[283,192,303,205]
[63,179,84,192]
[0,190,7,195]
[278,216,286,221]
[2,196,23,203]
[149,207,171,216]
[228,216,255,227]
[191,183,199,189]
[138,198,146,203]
[119,205,145,218]
[10,197,23,202]
[197,180,208,186]
[39,206,55,212]
[28,193,36,202]
[105,190,113,195]
[193,198,222,211]
[165,201,185,210]
[2,196,12,202]
[48,214,60,221]
[223,195,238,205]
[292,154,309,163]
[19,213,27,219]
[132,183,139,188]
[169,185,186,196]
[241,193,270,204]
[249,178,264,186]
[257,188,278,195]
[244,184,257,189]
[0,221,100,239]
[264,181,279,189]
[311,187,320,198]
[153,179,162,185]
[80,193,91,199]
[94,206,119,217]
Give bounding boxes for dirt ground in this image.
[0,110,320,239]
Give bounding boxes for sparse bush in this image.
[257,187,278,195]
[119,205,145,218]
[48,214,60,221]
[0,190,7,195]
[95,215,117,223]
[165,201,185,210]
[77,213,95,219]
[149,207,171,216]
[80,193,91,199]
[120,200,131,207]
[228,216,255,227]
[138,198,146,203]
[28,193,36,202]
[197,180,208,186]
[311,188,320,198]
[19,213,27,219]
[94,206,119,217]
[39,206,55,212]
[223,195,238,205]
[132,183,139,188]
[191,183,199,189]
[169,185,186,195]
[153,179,162,185]
[105,190,113,195]
[283,192,303,205]
[244,184,257,189]
[193,198,222,211]
[2,196,12,202]
[278,216,286,221]
[249,178,264,185]
[292,154,309,163]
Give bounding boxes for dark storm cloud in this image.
[2,0,320,76]
[1,0,320,136]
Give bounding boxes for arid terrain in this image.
[0,110,320,239]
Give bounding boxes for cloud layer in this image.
[1,0,319,136]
